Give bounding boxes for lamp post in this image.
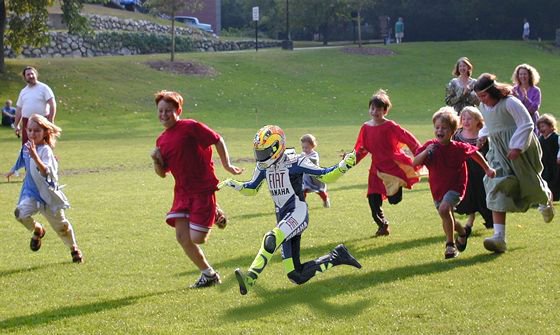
[282,0,293,50]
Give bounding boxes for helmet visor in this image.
[254,142,278,162]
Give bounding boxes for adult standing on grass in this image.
[150,90,243,289]
[14,66,57,145]
[394,17,404,44]
[445,57,479,115]
[511,63,541,134]
[474,73,554,254]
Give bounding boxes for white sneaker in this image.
[483,236,507,253]
[539,203,555,223]
[323,199,331,208]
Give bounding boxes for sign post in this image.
[252,6,259,52]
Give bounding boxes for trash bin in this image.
[282,40,293,50]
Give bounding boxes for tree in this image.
[344,0,376,47]
[144,0,203,62]
[1,0,91,73]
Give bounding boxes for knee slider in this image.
[263,231,277,253]
[14,208,21,220]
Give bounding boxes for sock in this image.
[202,267,216,277]
[493,223,505,238]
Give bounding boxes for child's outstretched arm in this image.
[471,151,496,178]
[214,137,243,175]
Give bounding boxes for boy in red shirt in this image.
[151,90,243,288]
[414,107,495,259]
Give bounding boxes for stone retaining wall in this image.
[4,14,281,58]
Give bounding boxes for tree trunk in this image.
[357,10,362,48]
[0,0,6,73]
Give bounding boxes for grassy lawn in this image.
[1,41,559,334]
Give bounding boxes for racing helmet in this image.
[253,125,286,169]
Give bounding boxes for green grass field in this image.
[1,41,560,334]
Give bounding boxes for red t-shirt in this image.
[416,139,478,202]
[156,119,220,196]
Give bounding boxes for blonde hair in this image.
[537,114,557,132]
[432,106,459,133]
[28,114,61,148]
[459,106,484,130]
[154,90,184,112]
[452,57,473,77]
[300,134,317,148]
[512,63,540,86]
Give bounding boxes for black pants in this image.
[367,187,403,227]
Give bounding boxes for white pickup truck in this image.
[174,16,213,33]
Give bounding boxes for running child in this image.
[536,114,560,201]
[413,107,495,259]
[474,73,554,253]
[300,133,330,208]
[453,106,494,234]
[220,125,361,295]
[151,90,243,288]
[5,114,83,263]
[353,89,421,237]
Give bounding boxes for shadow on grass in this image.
[0,289,176,331]
[177,234,445,278]
[0,262,68,278]
[221,252,501,321]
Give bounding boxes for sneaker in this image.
[323,199,331,208]
[455,233,468,252]
[30,226,46,252]
[464,225,472,238]
[331,244,362,268]
[190,272,222,289]
[444,243,459,259]
[234,268,256,295]
[71,247,84,263]
[483,236,507,253]
[375,223,390,237]
[539,203,555,223]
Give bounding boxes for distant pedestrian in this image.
[522,18,530,40]
[14,66,56,145]
[395,17,404,44]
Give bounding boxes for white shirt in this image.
[17,81,55,118]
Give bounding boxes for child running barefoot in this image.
[536,114,560,202]
[5,114,83,263]
[414,107,495,259]
[453,106,494,235]
[353,89,421,237]
[221,125,361,295]
[300,134,330,208]
[474,73,554,253]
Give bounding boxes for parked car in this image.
[174,16,213,33]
